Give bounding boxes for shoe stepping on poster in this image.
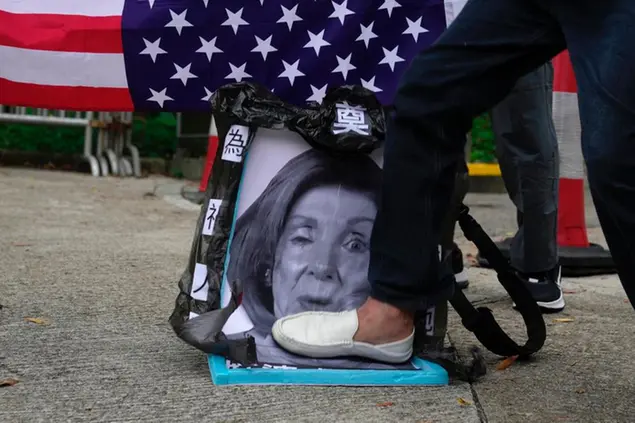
[169,82,449,386]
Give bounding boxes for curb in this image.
[467,163,505,193]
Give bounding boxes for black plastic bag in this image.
[168,82,469,375]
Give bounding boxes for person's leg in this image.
[271,0,565,361]
[439,159,470,289]
[490,61,563,312]
[552,1,635,305]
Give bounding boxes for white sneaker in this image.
[271,310,415,364]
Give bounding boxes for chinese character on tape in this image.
[202,199,222,236]
[222,125,249,163]
[332,103,370,136]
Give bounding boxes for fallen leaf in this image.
[25,317,48,325]
[562,289,577,294]
[575,388,586,394]
[624,299,630,303]
[0,378,19,387]
[552,318,575,323]
[496,355,519,371]
[12,243,32,247]
[457,398,472,407]
[376,401,395,408]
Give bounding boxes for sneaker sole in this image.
[455,269,469,290]
[513,292,565,313]
[454,269,468,283]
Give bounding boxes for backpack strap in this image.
[451,205,546,358]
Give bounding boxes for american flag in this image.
[0,0,466,111]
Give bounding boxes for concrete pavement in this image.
[0,168,632,422]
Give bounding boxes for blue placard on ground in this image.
[208,355,449,386]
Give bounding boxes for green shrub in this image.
[470,112,497,163]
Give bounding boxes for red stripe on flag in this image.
[0,10,123,54]
[0,78,133,111]
[553,50,578,94]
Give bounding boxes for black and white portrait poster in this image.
[216,125,418,370]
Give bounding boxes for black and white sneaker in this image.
[514,265,565,313]
[452,243,469,290]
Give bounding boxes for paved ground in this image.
[0,168,633,423]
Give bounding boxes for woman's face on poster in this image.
[271,185,376,318]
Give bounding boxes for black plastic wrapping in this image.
[169,82,461,373]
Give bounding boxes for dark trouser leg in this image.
[552,1,635,305]
[491,62,559,273]
[368,0,566,311]
[439,159,469,252]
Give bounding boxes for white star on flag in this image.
[403,17,429,41]
[356,22,378,48]
[170,63,197,86]
[165,9,193,36]
[222,8,249,35]
[196,36,223,61]
[379,46,405,71]
[329,0,354,25]
[277,5,302,31]
[379,0,401,17]
[361,76,382,92]
[225,62,251,82]
[304,30,330,55]
[148,88,173,107]
[139,38,166,62]
[332,53,356,80]
[306,84,328,103]
[147,0,155,9]
[202,87,213,102]
[252,35,277,60]
[279,60,304,86]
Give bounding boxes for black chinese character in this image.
[224,128,246,157]
[205,202,217,231]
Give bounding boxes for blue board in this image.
[208,355,449,386]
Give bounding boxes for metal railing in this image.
[0,106,140,177]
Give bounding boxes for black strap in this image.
[451,204,546,358]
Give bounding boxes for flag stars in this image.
[356,22,378,48]
[139,38,166,62]
[222,8,249,35]
[361,76,382,93]
[304,30,330,55]
[403,17,429,42]
[147,88,173,108]
[332,53,356,80]
[329,0,354,25]
[278,60,304,86]
[196,36,223,62]
[306,84,328,103]
[252,35,278,60]
[165,9,193,35]
[379,46,405,71]
[202,87,213,102]
[170,63,197,86]
[379,0,401,17]
[225,63,251,82]
[277,5,302,31]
